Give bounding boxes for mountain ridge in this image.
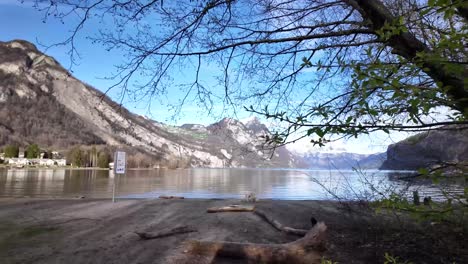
[0,39,299,168]
[1,39,419,170]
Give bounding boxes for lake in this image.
[0,168,464,200]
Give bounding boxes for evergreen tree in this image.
[26,144,40,159]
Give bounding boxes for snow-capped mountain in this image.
[296,152,386,170]
[242,116,270,136]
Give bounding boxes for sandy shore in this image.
[0,198,465,263]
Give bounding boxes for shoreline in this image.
[0,198,465,263]
[0,166,109,170]
[0,165,419,172]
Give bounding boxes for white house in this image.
[55,159,66,166]
[52,151,62,159]
[39,159,55,166]
[7,158,66,167]
[8,158,31,166]
[37,158,67,166]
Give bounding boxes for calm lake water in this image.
[0,168,464,200]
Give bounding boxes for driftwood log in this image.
[159,195,185,199]
[208,206,309,236]
[184,222,327,264]
[135,226,196,240]
[254,209,308,236]
[206,205,255,213]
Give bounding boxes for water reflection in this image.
[0,168,464,200]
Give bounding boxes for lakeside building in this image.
[7,158,30,166]
[7,158,67,167]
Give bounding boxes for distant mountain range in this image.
[1,39,466,170]
[296,152,386,170]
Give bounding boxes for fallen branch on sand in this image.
[207,206,310,236]
[159,195,185,199]
[135,226,196,240]
[183,222,327,264]
[254,209,308,236]
[206,205,255,213]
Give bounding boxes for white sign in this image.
[114,151,126,174]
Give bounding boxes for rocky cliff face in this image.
[0,39,298,168]
[202,117,294,167]
[380,127,468,170]
[0,40,106,147]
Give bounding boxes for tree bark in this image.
[456,6,468,22]
[347,0,468,115]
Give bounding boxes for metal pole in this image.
[112,173,120,203]
[112,174,116,203]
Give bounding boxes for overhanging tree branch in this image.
[347,0,468,115]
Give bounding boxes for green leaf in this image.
[315,128,326,138]
[418,168,429,175]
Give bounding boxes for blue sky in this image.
[0,0,230,123]
[0,0,412,154]
[0,1,123,96]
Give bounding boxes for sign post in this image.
[113,151,126,203]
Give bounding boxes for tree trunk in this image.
[347,0,468,115]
